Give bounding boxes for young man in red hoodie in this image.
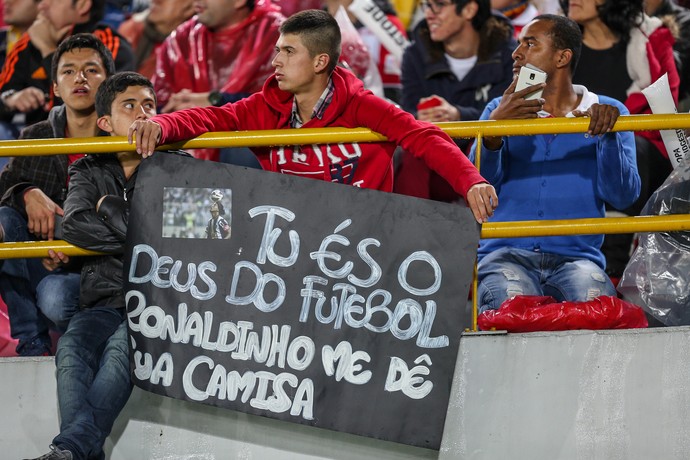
[129,9,498,224]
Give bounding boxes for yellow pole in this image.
[2,113,690,157]
[471,132,483,331]
[2,215,688,259]
[481,214,690,239]
[0,240,101,259]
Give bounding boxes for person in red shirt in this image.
[129,9,498,224]
[117,0,194,79]
[152,0,284,162]
[154,0,284,113]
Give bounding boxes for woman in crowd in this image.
[395,0,514,200]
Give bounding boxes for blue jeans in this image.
[0,206,80,353]
[53,307,132,460]
[477,247,616,314]
[0,120,19,140]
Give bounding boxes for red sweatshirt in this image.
[152,1,284,108]
[153,67,487,197]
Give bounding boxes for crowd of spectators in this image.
[0,0,689,351]
[0,0,690,402]
[0,0,689,457]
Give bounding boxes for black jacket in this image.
[62,151,188,309]
[1,105,72,215]
[401,13,516,121]
[63,153,135,309]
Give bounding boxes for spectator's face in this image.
[99,86,157,137]
[38,0,83,29]
[512,19,557,77]
[566,0,603,24]
[193,0,246,30]
[271,33,322,95]
[3,0,39,29]
[424,0,475,45]
[53,48,108,113]
[148,0,194,33]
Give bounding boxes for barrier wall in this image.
[4,326,690,459]
[2,115,690,458]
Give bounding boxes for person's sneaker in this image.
[17,338,52,357]
[23,444,73,460]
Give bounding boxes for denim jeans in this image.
[0,206,80,352]
[53,307,132,460]
[477,247,616,314]
[0,120,19,140]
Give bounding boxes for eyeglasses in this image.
[421,0,454,14]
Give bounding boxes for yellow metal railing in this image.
[1,214,688,259]
[3,113,690,156]
[1,113,690,331]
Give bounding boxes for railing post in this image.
[471,132,483,332]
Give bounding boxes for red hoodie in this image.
[153,1,284,108]
[152,67,487,196]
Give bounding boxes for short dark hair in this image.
[454,0,491,31]
[51,33,116,81]
[95,71,155,117]
[533,14,582,73]
[280,10,341,74]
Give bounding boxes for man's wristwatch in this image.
[208,90,223,107]
[0,89,16,104]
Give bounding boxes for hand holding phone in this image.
[515,64,546,100]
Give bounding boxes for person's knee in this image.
[103,324,131,375]
[552,261,616,301]
[478,268,533,312]
[0,207,26,242]
[37,275,80,328]
[578,269,615,300]
[55,333,83,368]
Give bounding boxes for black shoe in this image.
[23,444,73,460]
[17,337,52,357]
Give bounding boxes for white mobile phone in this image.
[515,64,547,100]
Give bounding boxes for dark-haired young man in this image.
[469,15,640,313]
[25,71,158,460]
[130,9,498,224]
[0,33,115,356]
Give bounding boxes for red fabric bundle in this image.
[478,295,648,332]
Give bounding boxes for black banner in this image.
[124,153,479,449]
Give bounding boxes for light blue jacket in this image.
[469,87,640,268]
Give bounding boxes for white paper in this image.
[348,0,410,60]
[642,73,689,169]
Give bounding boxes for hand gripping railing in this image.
[2,113,690,330]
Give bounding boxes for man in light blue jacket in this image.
[470,14,640,314]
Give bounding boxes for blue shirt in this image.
[469,86,641,268]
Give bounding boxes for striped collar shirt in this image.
[290,78,335,128]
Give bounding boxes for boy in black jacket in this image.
[26,71,156,460]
